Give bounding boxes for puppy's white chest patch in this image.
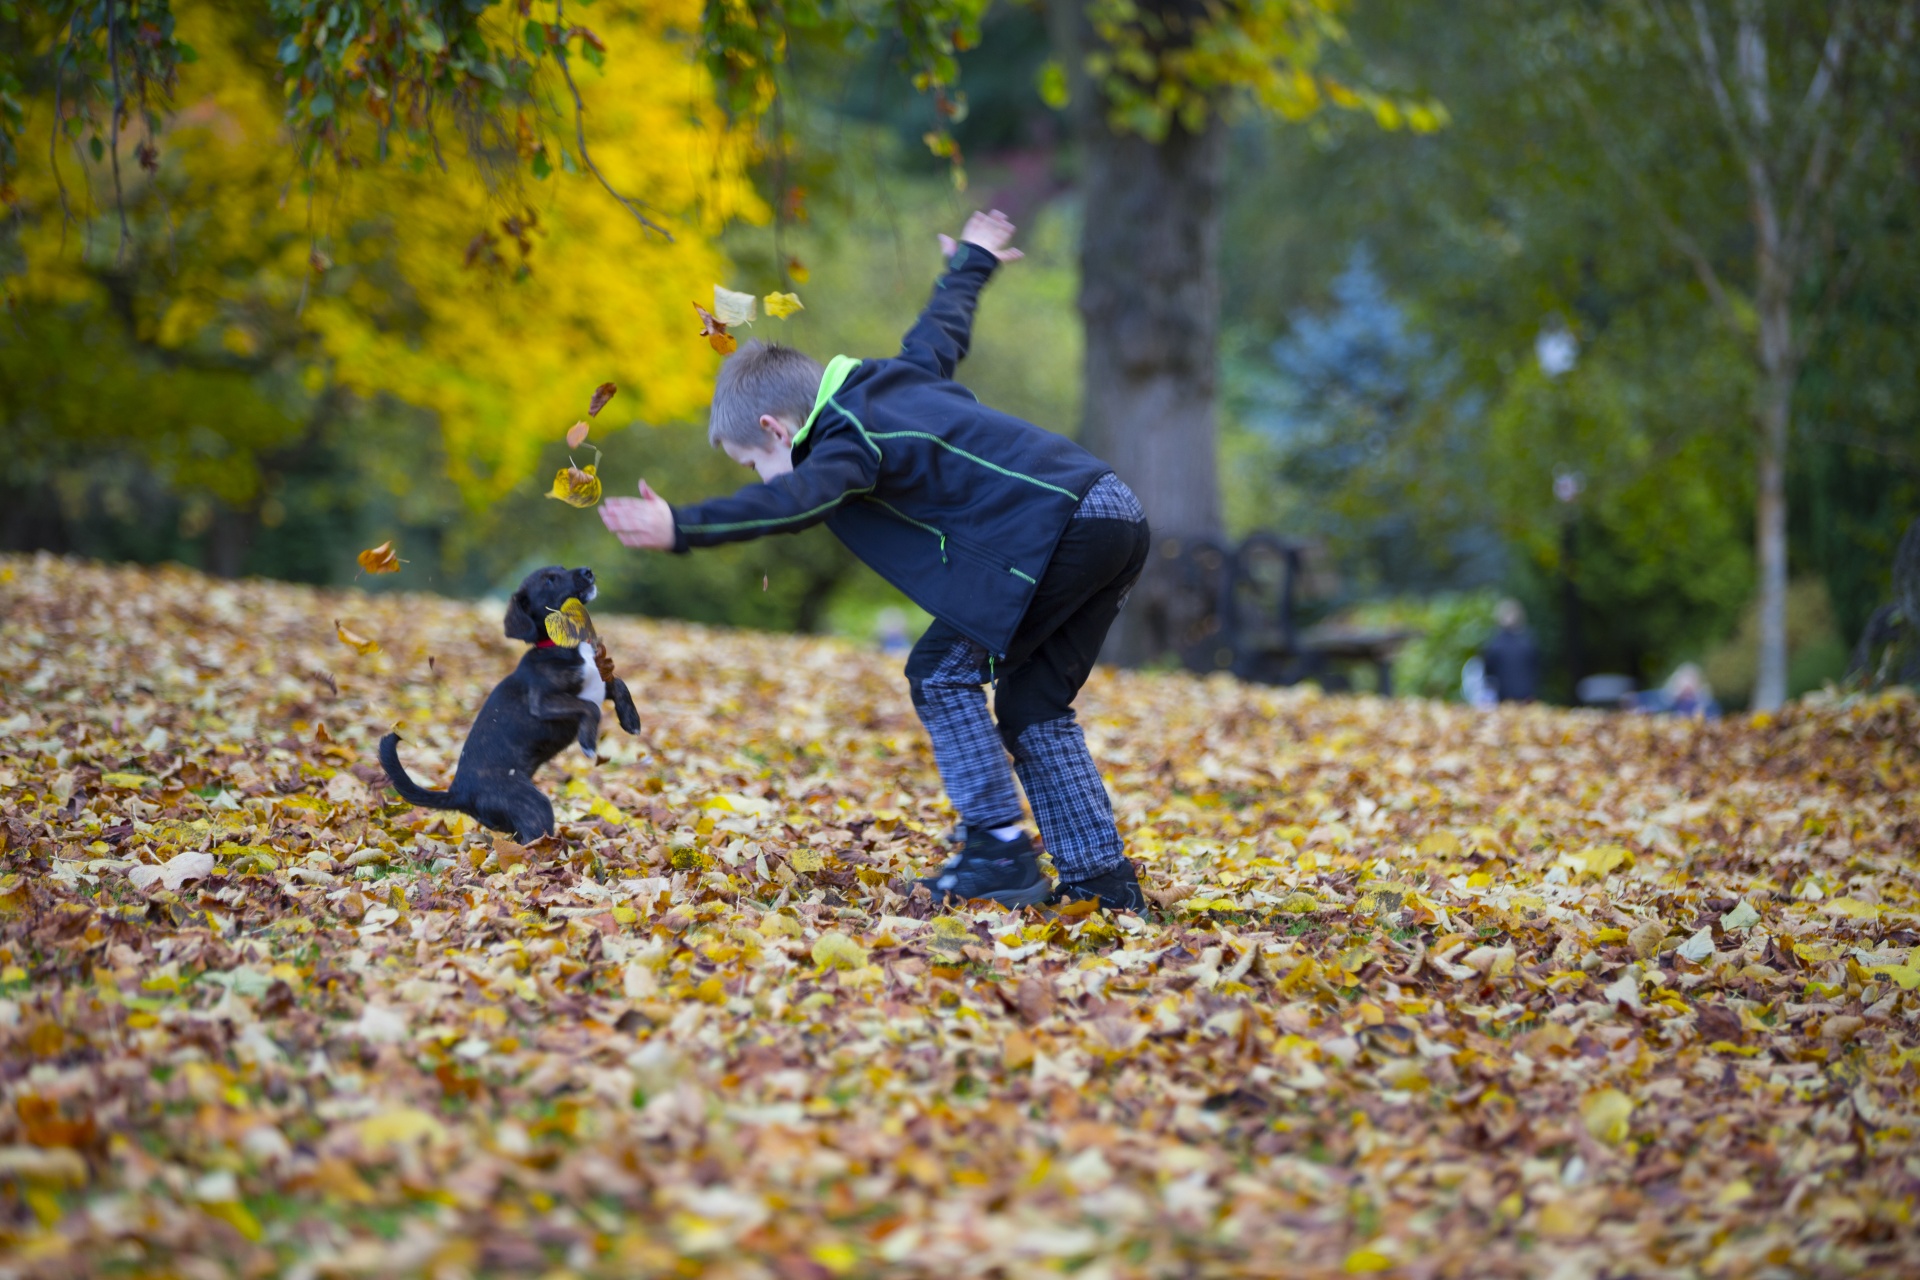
[577,643,607,707]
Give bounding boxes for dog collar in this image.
[533,638,559,649]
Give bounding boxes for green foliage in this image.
[1341,591,1501,701]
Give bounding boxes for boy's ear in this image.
[503,589,540,641]
[760,414,795,448]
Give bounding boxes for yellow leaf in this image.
[543,597,597,647]
[334,619,380,655]
[99,772,155,790]
[547,463,602,508]
[1559,845,1632,879]
[203,1198,263,1241]
[1714,1178,1754,1209]
[1537,1196,1595,1240]
[356,540,401,574]
[712,285,757,327]
[811,931,868,971]
[1580,1088,1633,1145]
[810,1241,859,1275]
[1343,1245,1395,1273]
[358,1106,447,1151]
[1867,961,1920,990]
[709,330,739,356]
[1825,897,1882,920]
[788,848,824,873]
[763,291,804,319]
[787,257,810,284]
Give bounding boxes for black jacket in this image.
[670,243,1113,656]
[1481,626,1541,702]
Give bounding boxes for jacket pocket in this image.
[946,531,1016,576]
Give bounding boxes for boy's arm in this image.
[896,243,999,381]
[668,429,880,550]
[897,210,1024,380]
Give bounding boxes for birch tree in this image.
[1574,0,1913,709]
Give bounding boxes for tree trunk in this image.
[204,503,256,579]
[1048,0,1227,666]
[1750,191,1793,712]
[1752,367,1791,711]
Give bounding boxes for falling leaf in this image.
[764,291,804,319]
[567,420,591,449]
[712,284,757,327]
[334,619,380,655]
[787,257,810,284]
[356,540,401,575]
[1580,1088,1634,1144]
[762,574,769,592]
[693,301,738,355]
[543,597,597,648]
[588,381,618,417]
[547,463,602,508]
[309,249,332,274]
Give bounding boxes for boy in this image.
[600,210,1148,910]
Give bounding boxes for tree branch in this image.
[553,0,672,242]
[105,3,132,264]
[1569,84,1742,335]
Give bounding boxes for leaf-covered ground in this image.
[1,555,1917,1279]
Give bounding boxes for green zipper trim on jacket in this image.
[865,430,1081,500]
[679,485,874,535]
[1009,567,1038,585]
[864,497,949,564]
[793,354,862,449]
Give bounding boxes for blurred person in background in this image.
[1479,598,1541,703]
[1637,663,1720,719]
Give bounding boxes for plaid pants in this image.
[906,486,1149,881]
[909,638,1123,879]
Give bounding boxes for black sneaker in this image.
[918,830,1049,908]
[1049,858,1146,912]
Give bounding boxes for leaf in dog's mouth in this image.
[544,598,597,648]
[547,464,602,508]
[334,619,381,655]
[356,541,401,575]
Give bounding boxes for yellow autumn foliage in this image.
[7,0,761,506]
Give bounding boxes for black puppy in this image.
[378,565,643,842]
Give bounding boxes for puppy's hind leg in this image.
[474,781,555,845]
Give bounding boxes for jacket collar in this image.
[792,354,862,449]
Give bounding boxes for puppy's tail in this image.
[377,733,461,810]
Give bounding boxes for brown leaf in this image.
[1015,976,1055,1023]
[566,420,591,449]
[588,382,618,417]
[356,540,401,575]
[694,302,738,355]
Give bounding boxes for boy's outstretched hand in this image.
[939,209,1023,263]
[600,481,676,551]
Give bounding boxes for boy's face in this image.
[723,414,798,482]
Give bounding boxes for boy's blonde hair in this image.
[710,340,824,448]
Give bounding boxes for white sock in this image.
[989,824,1025,842]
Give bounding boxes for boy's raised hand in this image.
[939,209,1023,263]
[600,481,676,551]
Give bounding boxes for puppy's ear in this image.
[503,589,541,641]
